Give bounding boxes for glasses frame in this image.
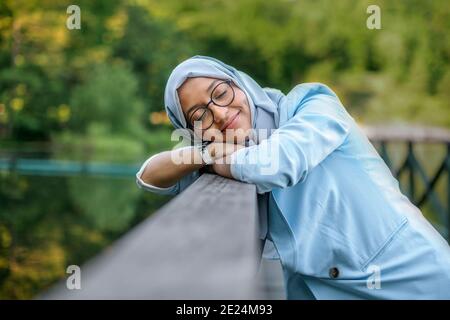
[187,79,235,131]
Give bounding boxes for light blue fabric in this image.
[230,82,450,299]
[139,55,450,299]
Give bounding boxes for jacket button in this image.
[329,267,339,279]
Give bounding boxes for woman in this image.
[136,55,450,299]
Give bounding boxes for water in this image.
[0,171,170,299]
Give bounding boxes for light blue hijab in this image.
[164,55,283,144]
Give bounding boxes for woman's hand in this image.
[206,142,245,160]
[207,143,245,179]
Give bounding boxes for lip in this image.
[221,111,241,131]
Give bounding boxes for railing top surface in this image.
[39,174,262,299]
[363,125,450,143]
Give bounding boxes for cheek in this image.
[232,90,252,128]
[235,94,249,113]
[240,98,252,126]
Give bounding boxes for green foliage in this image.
[53,123,145,163]
[146,0,450,126]
[0,0,449,299]
[69,63,144,136]
[113,5,194,116]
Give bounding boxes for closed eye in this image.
[214,91,226,100]
[190,107,207,122]
[187,105,203,119]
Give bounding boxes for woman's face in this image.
[177,77,252,143]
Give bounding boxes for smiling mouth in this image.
[221,111,240,131]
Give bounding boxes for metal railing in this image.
[0,158,139,178]
[364,125,450,240]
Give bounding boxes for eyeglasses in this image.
[187,79,235,131]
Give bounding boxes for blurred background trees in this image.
[0,0,449,298]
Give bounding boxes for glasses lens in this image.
[211,82,234,107]
[190,107,213,130]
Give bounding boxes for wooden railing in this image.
[39,174,264,299]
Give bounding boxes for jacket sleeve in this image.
[230,93,351,194]
[135,147,200,196]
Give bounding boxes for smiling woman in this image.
[136,55,450,300]
[177,77,252,137]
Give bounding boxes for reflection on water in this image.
[0,171,171,299]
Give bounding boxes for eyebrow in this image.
[184,79,221,119]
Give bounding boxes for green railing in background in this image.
[366,125,450,241]
[0,158,139,178]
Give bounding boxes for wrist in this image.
[194,142,214,165]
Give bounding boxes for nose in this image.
[210,104,228,125]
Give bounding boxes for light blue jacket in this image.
[137,83,450,299]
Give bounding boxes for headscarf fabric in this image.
[164,55,283,144]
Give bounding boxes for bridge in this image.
[3,125,448,299]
